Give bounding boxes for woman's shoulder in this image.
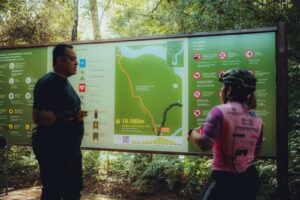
[208,106,224,120]
[215,103,233,111]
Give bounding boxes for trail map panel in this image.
[114,41,184,147]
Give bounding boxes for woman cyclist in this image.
[189,68,263,200]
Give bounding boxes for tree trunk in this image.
[71,0,79,41]
[89,0,101,39]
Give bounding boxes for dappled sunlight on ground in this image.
[0,186,125,200]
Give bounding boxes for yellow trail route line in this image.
[117,51,157,132]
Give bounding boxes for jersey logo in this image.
[232,133,245,138]
[242,118,253,126]
[235,149,248,156]
[251,134,258,139]
[249,111,256,117]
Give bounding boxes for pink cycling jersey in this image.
[201,102,263,173]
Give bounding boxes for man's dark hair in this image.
[52,43,73,65]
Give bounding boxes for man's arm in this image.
[32,109,56,127]
[32,109,88,127]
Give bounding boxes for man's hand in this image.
[75,110,88,121]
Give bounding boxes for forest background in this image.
[0,0,299,199]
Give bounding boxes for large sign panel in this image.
[0,48,47,143]
[0,31,276,156]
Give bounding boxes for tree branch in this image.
[99,0,112,26]
[147,0,162,15]
[133,0,163,17]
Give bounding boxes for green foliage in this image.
[131,155,185,193]
[82,151,149,182]
[81,152,211,196]
[121,154,211,197]
[288,64,300,133]
[107,0,294,37]
[181,155,211,195]
[0,146,38,176]
[96,151,135,181]
[288,130,300,199]
[256,160,278,200]
[0,146,39,193]
[0,0,74,45]
[82,150,101,179]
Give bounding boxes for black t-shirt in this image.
[33,72,84,142]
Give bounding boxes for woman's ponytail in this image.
[246,93,257,109]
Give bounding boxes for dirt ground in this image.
[0,186,188,200]
[0,186,125,200]
[0,176,191,200]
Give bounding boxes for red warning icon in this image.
[244,50,254,59]
[193,109,202,117]
[193,71,201,80]
[79,83,86,92]
[193,89,201,99]
[193,52,201,61]
[218,51,227,60]
[218,70,225,78]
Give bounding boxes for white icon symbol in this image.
[9,77,14,84]
[80,85,85,90]
[25,77,32,84]
[173,83,178,89]
[8,93,14,100]
[25,93,31,99]
[9,63,15,69]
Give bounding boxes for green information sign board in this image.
[188,33,276,156]
[0,29,277,156]
[0,48,47,144]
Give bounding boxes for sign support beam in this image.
[276,21,289,200]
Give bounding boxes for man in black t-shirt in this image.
[32,44,87,200]
[0,135,6,149]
